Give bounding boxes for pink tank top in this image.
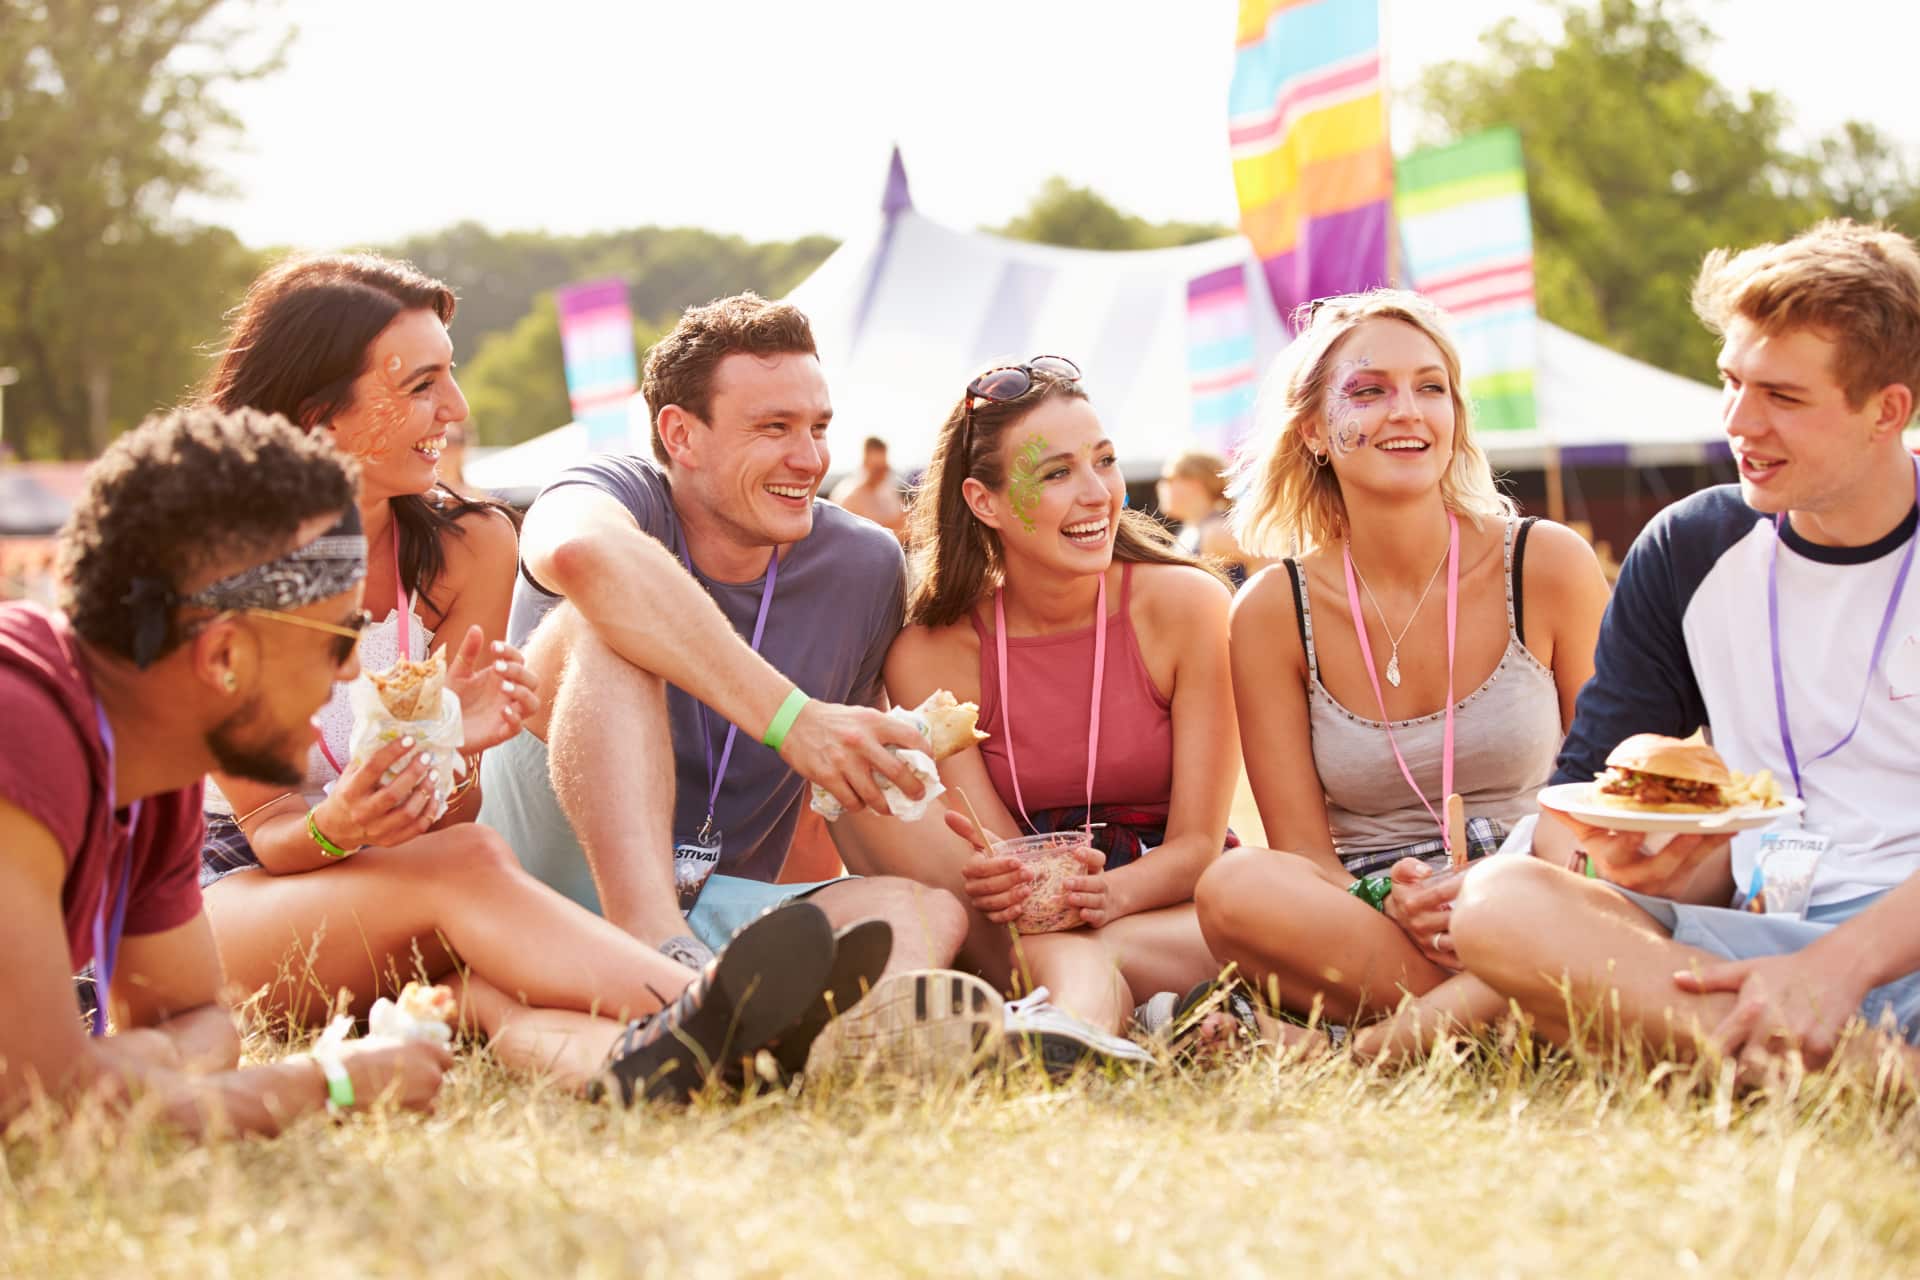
[970,562,1175,822]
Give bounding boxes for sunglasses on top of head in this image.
[962,355,1082,442]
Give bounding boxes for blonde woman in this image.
[1194,290,1611,1057]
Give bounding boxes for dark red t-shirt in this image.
[0,603,204,970]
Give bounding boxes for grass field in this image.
[7,788,1920,1278]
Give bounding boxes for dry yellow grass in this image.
[6,1040,1920,1279]
[9,784,1919,1278]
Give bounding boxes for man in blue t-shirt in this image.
[1452,221,1920,1075]
[481,293,966,978]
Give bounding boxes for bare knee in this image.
[828,875,967,965]
[412,822,521,883]
[1450,855,1564,976]
[1195,847,1307,956]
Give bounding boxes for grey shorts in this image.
[1613,886,1920,1043]
[477,729,843,953]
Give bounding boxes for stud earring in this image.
[222,671,238,693]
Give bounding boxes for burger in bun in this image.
[1592,732,1733,813]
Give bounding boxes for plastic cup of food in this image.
[991,831,1093,934]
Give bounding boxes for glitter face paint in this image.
[1007,434,1049,533]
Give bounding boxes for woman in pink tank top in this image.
[1193,290,1611,1061]
[886,355,1249,1045]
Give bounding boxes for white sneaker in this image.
[1003,987,1156,1078]
[804,969,1005,1079]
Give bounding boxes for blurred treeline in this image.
[4,0,1918,458]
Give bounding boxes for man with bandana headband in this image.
[0,407,450,1134]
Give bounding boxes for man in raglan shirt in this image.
[1452,220,1920,1073]
[0,408,448,1134]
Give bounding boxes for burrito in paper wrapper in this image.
[808,691,987,823]
[346,647,465,821]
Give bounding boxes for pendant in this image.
[1385,651,1402,687]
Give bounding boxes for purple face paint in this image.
[1325,357,1376,456]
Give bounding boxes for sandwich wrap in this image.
[346,648,465,822]
[807,692,984,823]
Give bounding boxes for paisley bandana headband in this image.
[123,506,368,668]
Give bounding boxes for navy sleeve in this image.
[1552,506,1711,783]
[518,453,675,597]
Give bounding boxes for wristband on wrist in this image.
[310,1048,355,1114]
[761,687,810,751]
[307,809,357,859]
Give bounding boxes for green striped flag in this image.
[1395,128,1537,433]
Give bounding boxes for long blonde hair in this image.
[1228,289,1515,557]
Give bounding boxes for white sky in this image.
[179,0,1920,249]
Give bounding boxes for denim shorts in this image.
[1613,886,1920,1043]
[478,728,844,952]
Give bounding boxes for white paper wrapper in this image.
[346,675,466,822]
[809,707,946,823]
[367,996,455,1047]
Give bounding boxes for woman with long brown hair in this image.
[880,355,1251,1059]
[1194,290,1611,1058]
[193,254,847,1103]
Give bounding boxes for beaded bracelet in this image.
[1346,874,1393,912]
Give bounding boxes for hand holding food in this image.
[348,650,467,824]
[808,690,983,823]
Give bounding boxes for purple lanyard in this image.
[1766,457,1919,800]
[679,543,780,827]
[90,701,143,1036]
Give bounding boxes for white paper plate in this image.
[1536,782,1804,835]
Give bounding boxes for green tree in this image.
[458,293,666,446]
[1410,0,1915,380]
[384,223,837,359]
[0,0,283,458]
[994,177,1232,252]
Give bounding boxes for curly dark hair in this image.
[58,406,360,663]
[641,292,818,464]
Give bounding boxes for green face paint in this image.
[1007,434,1049,533]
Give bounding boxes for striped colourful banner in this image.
[1395,127,1538,433]
[555,277,641,452]
[1186,263,1261,451]
[1229,0,1394,322]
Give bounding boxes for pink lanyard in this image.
[1341,512,1460,853]
[90,700,142,1036]
[995,572,1107,836]
[316,521,408,777]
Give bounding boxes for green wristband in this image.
[307,809,356,860]
[762,687,811,751]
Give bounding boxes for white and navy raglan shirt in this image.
[1554,481,1920,908]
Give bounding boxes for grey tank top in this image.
[1291,518,1563,869]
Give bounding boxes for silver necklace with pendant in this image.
[1349,541,1452,688]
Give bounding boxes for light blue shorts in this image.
[1613,886,1920,1043]
[479,729,843,952]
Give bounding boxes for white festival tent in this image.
[469,154,1728,497]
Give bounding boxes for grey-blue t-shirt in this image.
[508,453,906,883]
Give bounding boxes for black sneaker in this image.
[588,900,835,1105]
[768,917,894,1077]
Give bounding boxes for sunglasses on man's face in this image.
[237,607,374,668]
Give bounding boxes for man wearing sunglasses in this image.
[0,407,448,1135]
[486,292,968,978]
